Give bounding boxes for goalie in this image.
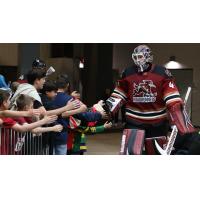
[106,44,196,155]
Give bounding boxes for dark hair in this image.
[41,80,57,94]
[26,68,46,85]
[57,74,69,82]
[16,94,34,111]
[56,74,70,91]
[0,89,10,106]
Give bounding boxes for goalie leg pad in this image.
[120,129,145,155]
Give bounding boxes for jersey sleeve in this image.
[162,70,183,107]
[75,112,102,122]
[111,72,128,102]
[81,125,105,134]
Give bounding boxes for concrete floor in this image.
[85,131,122,155]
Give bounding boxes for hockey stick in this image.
[155,87,192,155]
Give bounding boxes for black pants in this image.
[125,121,169,138]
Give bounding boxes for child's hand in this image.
[43,115,58,124]
[100,110,109,119]
[39,107,47,116]
[97,100,104,106]
[52,124,63,132]
[104,121,112,129]
[66,99,81,110]
[28,109,41,117]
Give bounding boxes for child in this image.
[14,94,63,154]
[0,88,41,123]
[40,80,57,110]
[0,90,58,155]
[67,100,112,155]
[53,75,87,155]
[15,94,63,134]
[70,118,112,155]
[40,80,58,154]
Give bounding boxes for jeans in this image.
[53,144,67,155]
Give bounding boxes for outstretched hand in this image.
[104,121,112,129]
[52,124,63,132]
[28,109,41,117]
[67,99,81,110]
[100,110,109,120]
[43,115,58,124]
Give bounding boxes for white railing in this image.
[0,128,50,155]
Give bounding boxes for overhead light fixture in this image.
[79,58,84,69]
[165,56,183,69]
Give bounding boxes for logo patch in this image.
[133,80,157,103]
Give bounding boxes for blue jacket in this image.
[75,112,102,126]
[53,92,73,145]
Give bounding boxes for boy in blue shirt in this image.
[53,75,87,155]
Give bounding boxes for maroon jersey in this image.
[111,64,182,125]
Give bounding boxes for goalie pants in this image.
[125,120,169,138]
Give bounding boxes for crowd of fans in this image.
[0,58,112,155]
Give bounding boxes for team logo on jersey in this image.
[133,80,157,103]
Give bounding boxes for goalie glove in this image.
[105,97,123,115]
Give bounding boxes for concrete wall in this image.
[0,44,18,66]
[44,57,74,84]
[40,43,51,60]
[113,43,200,125]
[40,44,76,91]
[113,43,138,72]
[19,44,40,75]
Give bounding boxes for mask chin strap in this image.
[138,63,151,73]
[138,65,144,72]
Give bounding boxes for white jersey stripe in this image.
[164,92,180,101]
[113,89,127,99]
[126,112,167,120]
[126,108,166,115]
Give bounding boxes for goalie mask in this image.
[132,45,153,72]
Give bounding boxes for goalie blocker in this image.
[120,129,167,155]
[105,97,122,116]
[167,102,196,135]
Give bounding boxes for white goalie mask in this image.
[132,45,153,72]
